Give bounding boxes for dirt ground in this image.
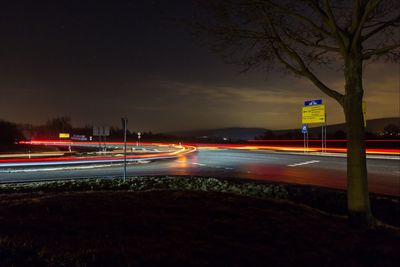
[0,190,399,266]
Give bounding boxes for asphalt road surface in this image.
[0,148,399,196]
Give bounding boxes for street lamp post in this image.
[121,117,128,181]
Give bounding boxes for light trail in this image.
[1,139,397,168]
[17,139,400,155]
[248,139,400,143]
[0,142,197,167]
[190,143,399,155]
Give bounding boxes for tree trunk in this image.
[343,53,374,229]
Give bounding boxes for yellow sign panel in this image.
[362,101,366,127]
[302,105,326,124]
[59,133,70,138]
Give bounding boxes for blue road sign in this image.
[301,125,308,134]
[304,99,322,106]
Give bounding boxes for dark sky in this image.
[0,0,398,132]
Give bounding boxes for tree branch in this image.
[363,44,400,59]
[352,0,383,49]
[258,0,334,38]
[263,9,344,105]
[350,0,364,34]
[270,42,303,75]
[302,69,345,106]
[282,27,340,52]
[322,0,348,53]
[362,15,400,41]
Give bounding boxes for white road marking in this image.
[1,164,115,173]
[0,160,151,173]
[225,167,233,170]
[192,163,206,166]
[288,160,320,167]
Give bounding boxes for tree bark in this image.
[343,51,374,228]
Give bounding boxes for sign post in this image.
[321,120,327,152]
[121,118,128,181]
[93,126,110,152]
[302,99,326,152]
[301,125,308,153]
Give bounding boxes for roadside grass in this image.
[0,237,44,266]
[0,177,399,266]
[0,176,398,226]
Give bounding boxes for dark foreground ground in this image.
[0,190,399,267]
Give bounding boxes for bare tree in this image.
[192,0,400,228]
[46,116,72,137]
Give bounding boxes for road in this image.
[0,148,399,196]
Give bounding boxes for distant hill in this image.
[364,117,399,133]
[167,127,268,141]
[165,117,399,141]
[278,117,400,136]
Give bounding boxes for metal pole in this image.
[325,124,327,152]
[122,118,128,181]
[306,132,309,152]
[323,125,325,152]
[321,125,324,153]
[324,114,327,152]
[322,125,324,152]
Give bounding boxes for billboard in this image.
[71,134,88,141]
[93,126,110,136]
[59,133,70,138]
[302,105,326,124]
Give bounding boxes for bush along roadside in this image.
[0,176,398,226]
[0,176,289,200]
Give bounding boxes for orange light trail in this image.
[0,141,196,164]
[248,139,400,143]
[10,139,400,162]
[187,143,399,155]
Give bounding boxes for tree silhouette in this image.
[0,120,21,146]
[193,0,399,228]
[45,117,72,137]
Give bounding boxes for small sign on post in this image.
[304,99,322,106]
[301,125,308,153]
[301,125,308,134]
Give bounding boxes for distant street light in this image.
[137,132,141,146]
[121,117,128,181]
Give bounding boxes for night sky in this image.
[0,0,398,132]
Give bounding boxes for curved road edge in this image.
[0,145,197,168]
